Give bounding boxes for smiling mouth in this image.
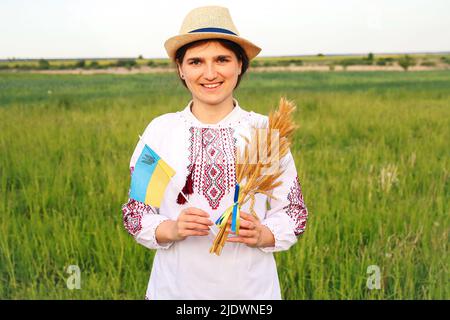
[201,82,223,89]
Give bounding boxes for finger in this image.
[239,220,256,230]
[226,218,255,229]
[226,212,253,226]
[181,222,211,231]
[239,211,256,222]
[184,207,210,218]
[226,227,257,238]
[226,236,257,246]
[183,215,214,226]
[225,236,244,243]
[185,230,210,237]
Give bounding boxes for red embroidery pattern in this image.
[188,127,236,210]
[123,166,157,237]
[283,176,309,236]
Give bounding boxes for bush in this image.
[155,60,170,68]
[376,59,387,66]
[55,63,69,70]
[250,60,261,67]
[87,61,99,69]
[283,59,303,66]
[13,64,23,70]
[440,56,450,65]
[339,58,373,69]
[420,60,436,67]
[38,59,50,70]
[116,59,137,68]
[376,57,394,66]
[398,55,416,71]
[75,60,86,68]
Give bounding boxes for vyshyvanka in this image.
[122,99,308,299]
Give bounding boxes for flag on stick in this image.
[130,144,175,207]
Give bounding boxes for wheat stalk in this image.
[210,97,298,255]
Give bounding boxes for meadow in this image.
[0,70,448,299]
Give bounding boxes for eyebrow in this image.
[186,55,232,62]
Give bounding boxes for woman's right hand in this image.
[170,207,214,241]
[155,207,214,244]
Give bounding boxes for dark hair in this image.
[174,38,249,89]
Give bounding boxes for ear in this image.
[238,60,242,75]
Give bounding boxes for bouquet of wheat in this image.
[209,97,298,256]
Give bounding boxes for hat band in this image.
[188,27,237,36]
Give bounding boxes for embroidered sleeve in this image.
[259,150,309,253]
[122,119,175,250]
[283,176,309,236]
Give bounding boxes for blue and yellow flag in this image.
[130,144,175,207]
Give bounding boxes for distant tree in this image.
[38,59,50,70]
[398,55,416,71]
[376,58,387,66]
[440,56,450,65]
[420,60,436,67]
[317,53,324,57]
[367,52,374,64]
[138,55,143,60]
[155,60,170,68]
[250,60,259,67]
[147,60,156,67]
[75,59,86,68]
[89,60,99,69]
[116,59,137,69]
[340,59,351,70]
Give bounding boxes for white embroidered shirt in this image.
[122,99,308,300]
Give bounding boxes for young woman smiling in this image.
[122,6,309,300]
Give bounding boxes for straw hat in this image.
[164,6,261,61]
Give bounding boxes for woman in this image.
[122,6,309,300]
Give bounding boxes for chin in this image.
[198,94,230,106]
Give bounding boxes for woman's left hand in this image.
[225,211,274,248]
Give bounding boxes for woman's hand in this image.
[225,211,275,248]
[155,207,213,244]
[171,207,214,241]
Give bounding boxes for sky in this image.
[1,0,449,59]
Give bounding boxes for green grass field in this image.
[0,70,448,299]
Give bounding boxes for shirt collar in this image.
[180,98,244,128]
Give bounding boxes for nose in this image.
[203,62,217,81]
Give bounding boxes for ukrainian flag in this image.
[130,144,175,207]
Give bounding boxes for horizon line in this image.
[1,50,449,61]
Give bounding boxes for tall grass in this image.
[0,71,448,299]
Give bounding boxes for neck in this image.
[191,96,236,125]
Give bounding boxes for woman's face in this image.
[177,41,242,107]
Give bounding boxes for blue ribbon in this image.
[231,183,240,233]
[188,27,237,36]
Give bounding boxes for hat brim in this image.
[164,32,261,61]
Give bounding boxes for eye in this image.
[188,59,201,65]
[218,57,229,63]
